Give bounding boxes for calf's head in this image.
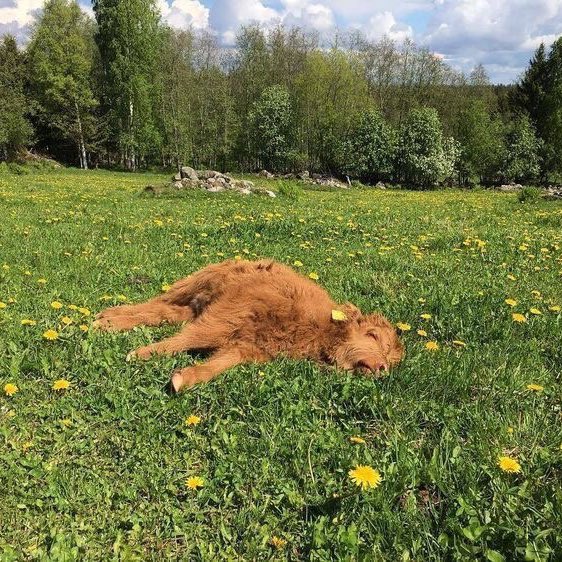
[332,306,404,375]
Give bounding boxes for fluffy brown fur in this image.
[94,259,404,392]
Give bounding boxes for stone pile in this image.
[256,169,350,188]
[168,167,276,197]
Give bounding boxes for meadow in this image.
[1,168,561,561]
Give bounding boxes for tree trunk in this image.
[75,101,88,170]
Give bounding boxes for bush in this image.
[518,186,541,203]
[277,180,302,199]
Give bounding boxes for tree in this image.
[248,85,294,172]
[455,99,504,184]
[343,109,396,182]
[542,38,562,177]
[27,0,98,169]
[0,35,33,160]
[397,107,456,187]
[93,0,162,169]
[501,115,542,183]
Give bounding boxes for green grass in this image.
[1,169,561,561]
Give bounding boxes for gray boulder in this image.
[180,166,199,181]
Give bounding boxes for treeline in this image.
[1,0,561,186]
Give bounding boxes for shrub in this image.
[518,186,541,203]
[277,180,302,199]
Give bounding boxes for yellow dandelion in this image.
[79,324,89,332]
[270,536,287,549]
[507,427,514,434]
[78,307,91,316]
[396,322,411,331]
[507,274,517,281]
[417,329,428,337]
[185,415,201,426]
[505,299,517,307]
[4,383,18,396]
[43,329,59,340]
[293,260,303,267]
[549,305,561,312]
[420,313,432,320]
[37,278,47,284]
[308,272,319,280]
[21,319,37,326]
[526,383,544,392]
[161,283,171,292]
[331,309,348,322]
[529,308,542,315]
[348,465,382,490]
[349,436,366,444]
[52,379,70,391]
[425,341,439,351]
[0,302,7,309]
[50,301,63,310]
[512,313,526,323]
[498,456,521,473]
[186,476,204,489]
[61,316,73,325]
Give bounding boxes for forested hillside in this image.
[1,0,561,186]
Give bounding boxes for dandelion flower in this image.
[425,341,439,351]
[186,476,204,489]
[505,299,517,307]
[161,283,171,292]
[0,302,7,309]
[78,307,91,316]
[529,308,542,315]
[512,313,526,323]
[396,322,411,331]
[526,384,544,392]
[348,465,382,490]
[270,536,287,549]
[308,272,319,280]
[79,324,89,332]
[52,379,70,391]
[417,329,428,337]
[61,316,73,325]
[185,415,201,426]
[498,456,521,473]
[21,319,37,326]
[50,301,63,310]
[349,436,366,444]
[43,329,59,340]
[549,305,561,313]
[4,383,18,396]
[420,313,432,320]
[331,310,348,322]
[293,260,303,267]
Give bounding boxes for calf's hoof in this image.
[170,371,185,393]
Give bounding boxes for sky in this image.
[1,0,561,83]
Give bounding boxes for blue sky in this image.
[2,0,561,83]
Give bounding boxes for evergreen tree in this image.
[27,0,98,168]
[0,35,33,161]
[542,38,562,176]
[93,0,162,169]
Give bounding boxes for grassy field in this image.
[1,169,561,561]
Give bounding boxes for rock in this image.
[258,169,274,179]
[198,170,217,180]
[498,183,523,192]
[181,179,199,189]
[206,185,225,193]
[173,172,182,181]
[298,170,310,180]
[180,166,199,181]
[172,181,184,189]
[238,188,252,195]
[265,190,276,198]
[375,181,387,189]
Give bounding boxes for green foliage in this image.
[455,99,505,185]
[344,109,396,182]
[0,35,33,160]
[502,116,542,184]
[517,186,541,203]
[27,0,98,169]
[249,85,294,172]
[1,169,561,559]
[277,180,302,199]
[93,0,162,169]
[397,108,458,188]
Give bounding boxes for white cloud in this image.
[0,0,42,26]
[362,11,413,42]
[159,0,209,29]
